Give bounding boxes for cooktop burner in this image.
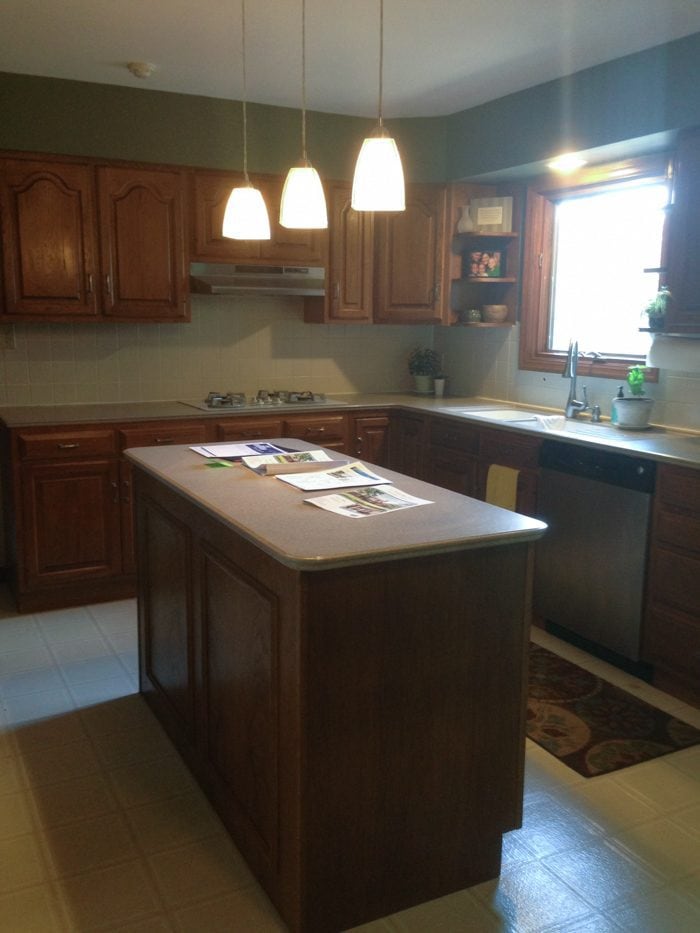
[179,390,341,412]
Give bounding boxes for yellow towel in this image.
[485,464,519,511]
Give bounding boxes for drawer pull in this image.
[154,437,173,445]
[242,431,263,438]
[122,479,131,504]
[57,442,79,450]
[111,481,119,504]
[305,426,325,434]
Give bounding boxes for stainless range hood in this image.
[190,262,325,297]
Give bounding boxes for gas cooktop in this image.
[179,391,347,412]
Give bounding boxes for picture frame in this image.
[468,196,513,233]
[467,249,502,278]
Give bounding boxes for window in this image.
[519,155,670,380]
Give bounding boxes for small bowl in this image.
[482,304,509,323]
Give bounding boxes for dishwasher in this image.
[534,439,656,672]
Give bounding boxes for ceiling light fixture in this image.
[279,0,328,229]
[222,0,271,240]
[351,0,405,212]
[547,152,588,174]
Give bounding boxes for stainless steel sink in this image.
[453,408,542,422]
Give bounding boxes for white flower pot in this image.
[611,397,654,430]
[413,374,433,394]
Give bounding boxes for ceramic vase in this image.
[611,396,654,430]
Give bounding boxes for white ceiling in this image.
[2,0,700,119]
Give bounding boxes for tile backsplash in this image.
[0,296,433,405]
[1,299,699,432]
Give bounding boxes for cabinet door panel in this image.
[352,415,390,464]
[21,459,121,587]
[282,415,348,452]
[215,418,284,441]
[98,167,188,321]
[0,160,99,318]
[327,182,373,322]
[374,184,446,324]
[665,127,700,332]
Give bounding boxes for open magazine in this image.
[305,485,432,518]
[241,449,344,475]
[190,442,287,461]
[275,461,390,491]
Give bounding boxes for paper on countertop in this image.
[190,442,287,460]
[533,415,567,431]
[305,486,432,518]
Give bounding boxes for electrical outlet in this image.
[0,324,16,350]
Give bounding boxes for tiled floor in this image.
[0,587,699,933]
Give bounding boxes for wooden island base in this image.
[132,452,541,933]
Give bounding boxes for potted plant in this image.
[408,347,442,394]
[611,365,654,429]
[643,287,671,331]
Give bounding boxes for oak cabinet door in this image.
[20,459,122,588]
[0,159,99,319]
[374,184,447,324]
[665,127,700,333]
[98,166,189,321]
[327,182,374,322]
[351,414,390,465]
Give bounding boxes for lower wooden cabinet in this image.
[425,417,479,496]
[282,414,348,452]
[476,428,541,516]
[350,412,391,465]
[643,464,700,702]
[389,412,427,478]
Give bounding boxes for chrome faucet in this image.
[563,340,590,419]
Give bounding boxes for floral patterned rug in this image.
[527,644,700,777]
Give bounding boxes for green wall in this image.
[1,30,699,183]
[446,32,700,179]
[0,72,447,183]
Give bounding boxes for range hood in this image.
[190,262,325,297]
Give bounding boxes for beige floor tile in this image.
[675,868,700,907]
[513,793,601,858]
[49,636,112,664]
[3,687,75,725]
[607,885,700,933]
[0,832,49,893]
[54,860,164,931]
[91,721,176,770]
[68,674,137,708]
[124,791,224,855]
[0,644,54,676]
[671,801,700,835]
[59,655,128,687]
[86,599,137,628]
[0,617,44,653]
[106,754,198,810]
[18,736,102,787]
[0,752,24,796]
[0,884,67,933]
[612,818,700,880]
[41,812,140,879]
[110,917,175,932]
[148,834,256,909]
[29,772,118,829]
[567,778,659,833]
[367,888,503,932]
[612,758,700,813]
[667,744,700,780]
[472,861,595,932]
[546,914,624,931]
[0,666,66,698]
[36,609,100,644]
[11,709,88,751]
[542,837,664,911]
[172,884,285,933]
[79,694,157,738]
[0,789,35,840]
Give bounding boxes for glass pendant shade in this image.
[222,185,271,240]
[351,127,405,211]
[280,162,328,229]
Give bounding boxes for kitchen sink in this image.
[454,408,543,422]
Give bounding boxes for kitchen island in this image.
[128,441,545,933]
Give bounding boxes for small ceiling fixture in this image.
[351,0,405,212]
[279,0,328,229]
[547,152,588,174]
[222,0,271,240]
[126,61,156,79]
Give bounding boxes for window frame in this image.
[518,154,670,382]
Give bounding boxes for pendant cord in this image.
[378,0,384,126]
[241,0,249,183]
[301,0,307,161]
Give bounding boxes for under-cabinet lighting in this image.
[547,153,588,174]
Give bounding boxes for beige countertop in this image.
[2,393,699,470]
[126,441,546,571]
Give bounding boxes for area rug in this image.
[527,643,700,777]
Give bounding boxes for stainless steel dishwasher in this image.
[534,439,656,671]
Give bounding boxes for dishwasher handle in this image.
[539,439,656,493]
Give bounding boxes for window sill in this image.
[518,347,658,383]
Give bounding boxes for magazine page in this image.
[190,442,287,461]
[242,449,337,475]
[276,461,391,492]
[304,485,433,518]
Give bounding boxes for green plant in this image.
[626,365,647,396]
[643,287,671,327]
[408,347,442,377]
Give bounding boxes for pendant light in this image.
[279,0,328,229]
[222,0,271,240]
[351,0,405,212]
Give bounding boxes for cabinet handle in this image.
[431,283,441,303]
[122,479,131,504]
[111,481,119,504]
[154,437,173,444]
[242,430,263,438]
[106,274,113,300]
[86,273,94,294]
[333,281,340,302]
[57,442,79,449]
[305,426,325,434]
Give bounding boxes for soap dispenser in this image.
[610,386,624,425]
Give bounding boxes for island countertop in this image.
[126,440,546,571]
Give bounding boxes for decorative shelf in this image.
[451,277,517,285]
[455,321,514,328]
[454,231,519,241]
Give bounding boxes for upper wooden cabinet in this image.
[190,170,327,266]
[326,181,374,323]
[97,166,189,321]
[664,127,700,334]
[0,159,100,319]
[0,156,190,323]
[373,183,448,324]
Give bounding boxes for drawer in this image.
[17,429,116,461]
[657,464,700,514]
[644,606,700,682]
[429,418,478,454]
[479,429,541,470]
[282,415,347,444]
[216,418,284,441]
[648,545,700,618]
[654,507,700,553]
[118,422,207,451]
